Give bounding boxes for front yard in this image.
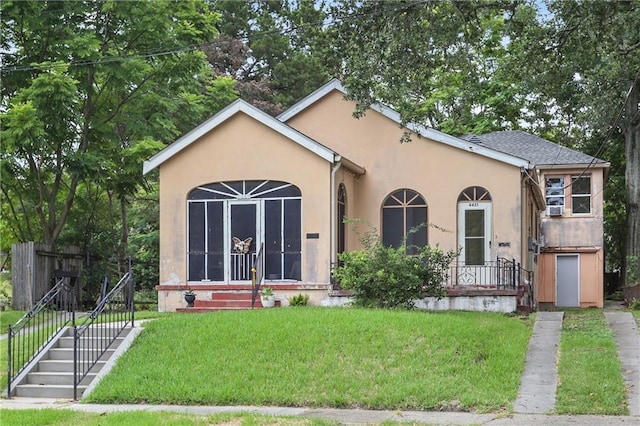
[85,308,532,412]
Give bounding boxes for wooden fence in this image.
[11,242,83,310]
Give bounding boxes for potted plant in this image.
[183,289,196,307]
[260,287,276,308]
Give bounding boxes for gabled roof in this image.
[462,130,609,168]
[278,79,532,169]
[143,99,338,174]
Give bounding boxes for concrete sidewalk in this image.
[1,398,639,425]
[3,312,639,425]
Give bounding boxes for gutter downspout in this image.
[330,157,343,267]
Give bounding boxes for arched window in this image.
[188,180,301,282]
[337,184,346,255]
[382,189,428,254]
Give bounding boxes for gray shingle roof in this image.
[461,130,607,166]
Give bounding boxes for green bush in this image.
[333,225,456,309]
[0,278,12,309]
[288,293,309,306]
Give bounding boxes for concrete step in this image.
[14,384,87,399]
[57,336,127,348]
[46,348,116,361]
[196,299,263,308]
[26,371,96,386]
[209,291,256,301]
[63,326,132,339]
[36,359,106,373]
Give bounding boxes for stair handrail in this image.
[251,243,265,308]
[6,277,77,399]
[73,264,134,400]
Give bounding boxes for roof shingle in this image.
[462,130,607,166]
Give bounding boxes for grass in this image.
[85,308,532,412]
[555,309,627,415]
[0,409,340,426]
[0,310,27,331]
[632,310,640,328]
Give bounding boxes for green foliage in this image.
[629,298,640,311]
[333,225,456,309]
[0,277,11,309]
[626,255,639,286]
[288,293,309,306]
[260,287,274,297]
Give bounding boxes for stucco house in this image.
[143,79,608,312]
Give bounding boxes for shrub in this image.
[0,278,12,310]
[288,293,309,306]
[333,224,456,309]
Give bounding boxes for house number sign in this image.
[468,202,480,207]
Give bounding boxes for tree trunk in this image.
[625,76,640,285]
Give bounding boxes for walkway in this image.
[605,311,640,416]
[513,311,563,414]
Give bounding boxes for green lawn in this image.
[555,309,627,415]
[0,409,339,426]
[0,310,27,331]
[85,308,533,412]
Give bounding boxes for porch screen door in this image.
[457,202,492,285]
[228,201,260,282]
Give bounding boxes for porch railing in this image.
[73,265,134,400]
[251,243,265,308]
[444,257,530,290]
[7,276,77,398]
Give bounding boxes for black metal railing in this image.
[73,265,134,400]
[251,243,265,308]
[445,257,531,290]
[7,276,77,398]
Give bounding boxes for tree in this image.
[536,1,640,283]
[332,0,530,136]
[1,0,236,257]
[207,0,340,113]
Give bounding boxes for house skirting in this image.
[416,289,519,313]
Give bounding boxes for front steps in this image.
[177,289,280,312]
[10,327,132,399]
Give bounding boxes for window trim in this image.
[381,188,428,253]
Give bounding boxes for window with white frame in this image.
[571,175,591,214]
[545,177,565,207]
[381,189,427,254]
[544,174,592,215]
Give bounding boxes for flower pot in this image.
[261,295,275,308]
[184,293,196,307]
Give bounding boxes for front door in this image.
[457,202,492,284]
[228,201,260,282]
[556,254,579,307]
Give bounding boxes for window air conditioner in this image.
[546,205,564,216]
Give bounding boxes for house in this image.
[143,79,608,312]
[461,131,609,309]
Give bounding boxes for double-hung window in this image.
[571,176,591,214]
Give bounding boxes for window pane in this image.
[465,210,485,238]
[572,196,591,214]
[284,253,301,280]
[188,254,205,281]
[465,239,484,265]
[572,176,591,195]
[382,208,403,248]
[207,202,224,281]
[406,206,427,252]
[265,200,282,280]
[546,177,565,198]
[188,203,205,252]
[284,199,301,253]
